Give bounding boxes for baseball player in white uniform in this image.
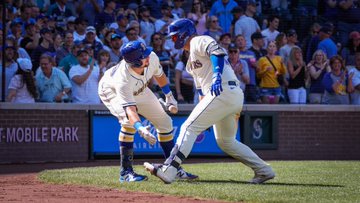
[144,19,275,184]
[98,40,197,182]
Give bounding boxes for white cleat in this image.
[249,166,275,184]
[143,162,177,184]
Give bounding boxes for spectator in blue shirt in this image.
[209,0,239,33]
[317,26,337,59]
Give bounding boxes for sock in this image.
[160,140,175,159]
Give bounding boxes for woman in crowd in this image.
[203,15,223,42]
[6,58,38,103]
[257,41,287,104]
[287,46,307,104]
[187,0,208,35]
[307,50,331,104]
[96,49,112,74]
[322,55,354,104]
[175,50,194,104]
[150,32,174,79]
[275,32,287,54]
[341,31,360,70]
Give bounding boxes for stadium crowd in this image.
[0,0,359,104]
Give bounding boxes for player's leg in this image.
[213,114,275,183]
[137,88,198,180]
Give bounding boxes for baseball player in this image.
[98,40,197,182]
[144,19,275,184]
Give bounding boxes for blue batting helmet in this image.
[167,19,197,49]
[121,41,153,67]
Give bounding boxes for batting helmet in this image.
[167,19,197,49]
[121,41,153,67]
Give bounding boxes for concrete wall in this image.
[0,103,359,163]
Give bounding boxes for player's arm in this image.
[154,73,178,113]
[206,41,226,96]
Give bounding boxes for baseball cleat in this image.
[249,166,275,184]
[176,167,199,180]
[119,169,148,183]
[143,162,177,184]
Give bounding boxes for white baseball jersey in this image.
[98,52,173,139]
[187,35,240,94]
[174,35,270,171]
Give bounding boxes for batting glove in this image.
[211,72,223,96]
[165,92,178,110]
[138,125,157,145]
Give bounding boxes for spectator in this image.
[108,33,122,63]
[151,33,174,79]
[53,33,64,52]
[219,33,232,50]
[6,36,31,60]
[248,32,267,61]
[279,29,298,65]
[109,14,128,38]
[6,58,37,103]
[0,45,19,98]
[75,0,103,26]
[261,15,280,48]
[349,53,360,104]
[73,18,88,42]
[301,22,321,63]
[82,26,103,58]
[97,49,112,74]
[69,48,102,104]
[337,0,360,46]
[228,43,250,92]
[65,16,77,32]
[322,0,338,23]
[257,41,287,104]
[144,0,164,19]
[234,3,260,49]
[125,3,139,22]
[56,31,74,65]
[235,34,258,103]
[317,26,337,59]
[122,26,146,45]
[155,4,175,34]
[341,31,360,69]
[294,0,318,41]
[8,20,23,43]
[138,6,156,46]
[14,4,36,34]
[204,16,223,42]
[31,28,56,72]
[172,0,185,18]
[20,22,40,56]
[102,30,115,51]
[322,55,354,104]
[287,46,308,104]
[187,0,207,35]
[47,0,75,32]
[95,0,116,28]
[36,54,72,103]
[275,32,287,53]
[209,0,239,33]
[307,50,331,104]
[229,6,243,37]
[175,50,194,104]
[58,40,83,77]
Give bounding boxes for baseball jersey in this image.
[100,52,164,110]
[187,35,239,94]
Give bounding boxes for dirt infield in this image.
[0,159,233,203]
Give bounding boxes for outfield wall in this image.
[0,103,359,163]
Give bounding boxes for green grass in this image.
[38,161,360,203]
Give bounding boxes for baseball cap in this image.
[286,29,297,37]
[349,31,360,40]
[319,26,332,35]
[17,58,32,72]
[74,40,83,46]
[247,0,257,6]
[228,43,238,50]
[67,16,76,24]
[111,33,122,40]
[40,27,51,35]
[10,19,23,27]
[128,3,139,10]
[139,5,149,13]
[77,48,89,56]
[86,26,96,34]
[251,32,265,41]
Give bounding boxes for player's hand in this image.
[211,72,223,96]
[138,125,157,145]
[165,92,178,113]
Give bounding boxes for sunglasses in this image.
[153,37,162,41]
[229,50,238,53]
[193,2,200,5]
[212,20,218,23]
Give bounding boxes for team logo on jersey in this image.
[133,80,151,96]
[190,60,202,70]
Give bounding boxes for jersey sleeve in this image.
[115,79,137,108]
[150,52,164,77]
